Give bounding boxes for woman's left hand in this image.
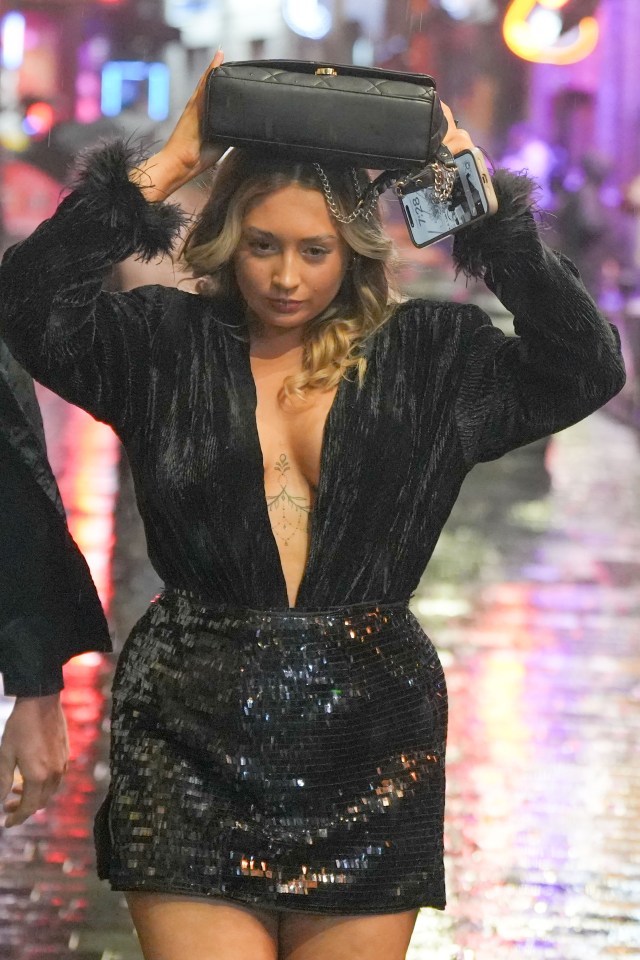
[439,101,476,157]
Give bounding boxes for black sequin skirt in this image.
[95,589,448,914]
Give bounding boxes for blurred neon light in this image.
[440,0,476,19]
[52,400,119,614]
[527,7,563,43]
[22,101,55,137]
[1,11,26,70]
[283,0,332,40]
[148,62,171,121]
[101,60,170,121]
[503,0,599,64]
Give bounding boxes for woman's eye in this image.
[306,247,329,258]
[249,240,275,254]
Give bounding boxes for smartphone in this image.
[399,148,498,248]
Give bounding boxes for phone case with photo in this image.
[400,148,497,249]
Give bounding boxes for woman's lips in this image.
[268,298,304,314]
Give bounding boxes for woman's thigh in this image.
[279,908,420,960]
[125,892,279,960]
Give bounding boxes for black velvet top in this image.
[0,143,626,617]
[0,340,110,696]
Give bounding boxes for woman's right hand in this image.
[161,48,227,179]
[131,49,227,201]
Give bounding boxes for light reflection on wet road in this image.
[1,392,639,958]
[409,413,640,959]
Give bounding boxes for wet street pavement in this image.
[1,278,639,957]
[409,412,640,959]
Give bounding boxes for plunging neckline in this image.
[243,339,348,610]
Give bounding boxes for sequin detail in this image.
[95,590,448,914]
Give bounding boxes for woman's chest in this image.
[254,380,337,493]
[251,371,338,606]
[136,328,437,514]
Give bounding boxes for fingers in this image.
[205,49,224,90]
[440,100,475,155]
[0,750,15,804]
[441,101,455,131]
[0,697,69,827]
[5,782,43,827]
[3,771,63,828]
[184,47,224,121]
[198,48,224,90]
[185,48,224,108]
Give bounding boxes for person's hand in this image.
[440,101,476,157]
[0,693,69,827]
[132,49,227,201]
[161,48,227,178]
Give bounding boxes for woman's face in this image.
[233,184,349,338]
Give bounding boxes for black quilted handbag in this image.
[203,60,448,171]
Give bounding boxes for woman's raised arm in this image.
[129,49,226,202]
[0,53,226,430]
[451,170,626,466]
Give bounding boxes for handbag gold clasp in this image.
[315,67,338,76]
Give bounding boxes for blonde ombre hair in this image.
[180,149,399,402]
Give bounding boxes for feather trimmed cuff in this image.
[451,169,542,285]
[68,139,189,262]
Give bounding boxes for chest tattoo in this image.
[266,453,311,547]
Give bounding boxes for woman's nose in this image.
[272,252,300,291]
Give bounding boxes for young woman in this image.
[0,52,625,960]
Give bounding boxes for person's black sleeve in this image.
[451,170,626,466]
[0,140,188,435]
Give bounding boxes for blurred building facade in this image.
[0,2,635,170]
[0,1,638,245]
